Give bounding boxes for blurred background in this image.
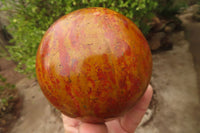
[0,0,199,133]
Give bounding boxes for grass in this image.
[0,74,17,116]
[0,45,9,58]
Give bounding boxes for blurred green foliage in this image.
[0,46,8,58]
[1,0,157,76]
[0,75,6,83]
[157,0,188,18]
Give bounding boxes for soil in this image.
[136,5,200,133]
[0,58,24,133]
[0,88,21,133]
[179,4,200,99]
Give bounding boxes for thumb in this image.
[79,123,108,133]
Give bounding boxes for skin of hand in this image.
[62,85,153,133]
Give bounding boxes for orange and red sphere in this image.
[36,7,152,122]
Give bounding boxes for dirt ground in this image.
[0,58,24,133]
[0,58,64,133]
[0,4,199,133]
[180,5,200,98]
[136,5,200,133]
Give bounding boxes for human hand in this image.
[62,85,153,133]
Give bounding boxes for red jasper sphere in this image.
[36,7,152,122]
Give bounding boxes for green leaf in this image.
[3,0,158,77]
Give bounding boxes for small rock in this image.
[164,26,173,33]
[148,32,166,51]
[20,116,24,121]
[164,23,176,33]
[153,22,166,32]
[152,16,161,25]
[161,36,173,50]
[150,17,168,32]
